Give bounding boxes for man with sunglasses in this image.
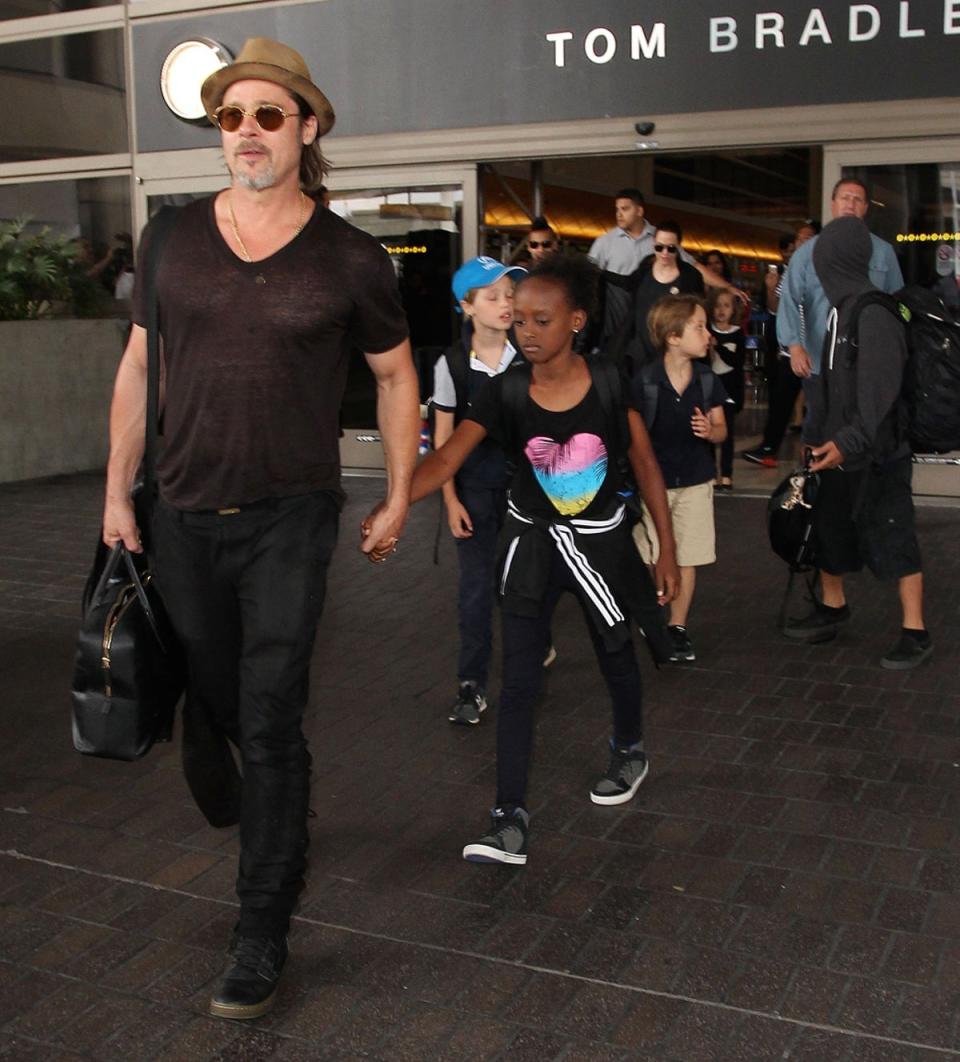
[526,217,560,264]
[102,38,419,1021]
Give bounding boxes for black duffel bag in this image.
[71,543,184,760]
[767,456,821,630]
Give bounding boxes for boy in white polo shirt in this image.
[432,257,526,725]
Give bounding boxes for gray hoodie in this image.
[813,217,909,468]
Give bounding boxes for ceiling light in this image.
[160,39,232,122]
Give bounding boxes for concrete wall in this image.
[0,319,126,483]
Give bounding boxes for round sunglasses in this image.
[212,104,300,133]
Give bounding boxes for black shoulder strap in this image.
[142,206,182,515]
[499,361,532,460]
[846,290,902,349]
[447,336,470,423]
[586,355,634,477]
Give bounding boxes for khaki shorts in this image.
[633,481,716,567]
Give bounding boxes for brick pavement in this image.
[0,471,958,1060]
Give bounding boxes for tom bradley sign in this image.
[134,0,960,148]
[544,3,960,65]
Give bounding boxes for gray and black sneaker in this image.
[448,681,487,726]
[463,806,529,864]
[209,932,287,1021]
[590,743,649,805]
[668,625,696,662]
[782,603,850,644]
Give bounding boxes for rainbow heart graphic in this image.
[525,432,608,515]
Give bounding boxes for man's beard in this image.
[232,141,275,191]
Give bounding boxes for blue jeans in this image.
[455,484,506,689]
[153,491,338,936]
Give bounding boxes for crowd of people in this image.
[99,36,936,1022]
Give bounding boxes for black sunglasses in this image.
[654,243,678,254]
[528,240,555,249]
[212,104,300,133]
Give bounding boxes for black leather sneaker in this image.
[209,933,288,1020]
[782,603,850,643]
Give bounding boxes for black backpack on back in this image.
[836,286,960,455]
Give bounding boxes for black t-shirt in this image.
[132,197,408,510]
[632,260,705,362]
[635,360,726,488]
[466,375,630,520]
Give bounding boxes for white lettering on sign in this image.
[799,8,832,44]
[545,30,573,66]
[849,4,881,41]
[710,16,739,51]
[756,12,785,47]
[548,6,953,62]
[899,1,925,36]
[585,27,617,63]
[946,0,960,33]
[631,22,666,58]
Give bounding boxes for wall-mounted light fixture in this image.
[160,39,232,122]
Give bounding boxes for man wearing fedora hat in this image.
[102,38,419,1020]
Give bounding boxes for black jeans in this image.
[761,355,802,453]
[496,548,644,810]
[152,491,339,937]
[455,484,506,688]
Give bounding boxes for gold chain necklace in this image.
[228,190,307,263]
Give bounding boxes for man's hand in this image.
[654,552,680,605]
[789,344,813,378]
[103,494,142,552]
[360,499,409,564]
[808,440,844,472]
[445,499,473,539]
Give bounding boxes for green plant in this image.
[0,217,107,320]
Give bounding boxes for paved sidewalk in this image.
[0,472,958,1061]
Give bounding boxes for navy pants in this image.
[496,548,644,810]
[455,484,506,689]
[152,491,338,937]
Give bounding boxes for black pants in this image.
[455,484,506,688]
[496,548,644,810]
[761,356,802,453]
[153,491,339,937]
[717,405,739,478]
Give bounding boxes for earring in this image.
[572,328,580,334]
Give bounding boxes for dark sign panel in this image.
[134,0,960,151]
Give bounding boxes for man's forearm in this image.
[105,354,148,502]
[376,366,420,507]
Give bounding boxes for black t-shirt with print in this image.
[466,375,631,520]
[132,197,409,510]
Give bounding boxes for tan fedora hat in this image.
[201,38,335,136]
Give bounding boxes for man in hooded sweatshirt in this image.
[792,216,931,670]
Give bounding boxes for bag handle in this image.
[91,543,169,652]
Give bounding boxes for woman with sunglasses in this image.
[613,222,705,374]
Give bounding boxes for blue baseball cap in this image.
[451,256,527,308]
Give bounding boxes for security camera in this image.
[634,121,656,136]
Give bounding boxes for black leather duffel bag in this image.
[71,543,183,760]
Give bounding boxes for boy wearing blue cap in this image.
[433,257,526,724]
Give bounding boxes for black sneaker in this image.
[782,603,850,643]
[590,744,649,805]
[463,807,529,865]
[209,933,287,1020]
[742,447,778,467]
[881,631,933,670]
[668,625,695,662]
[448,682,487,726]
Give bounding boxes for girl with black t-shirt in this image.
[394,257,679,866]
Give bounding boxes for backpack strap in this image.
[585,355,632,475]
[446,333,470,424]
[498,360,532,463]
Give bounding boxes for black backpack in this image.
[836,286,960,454]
